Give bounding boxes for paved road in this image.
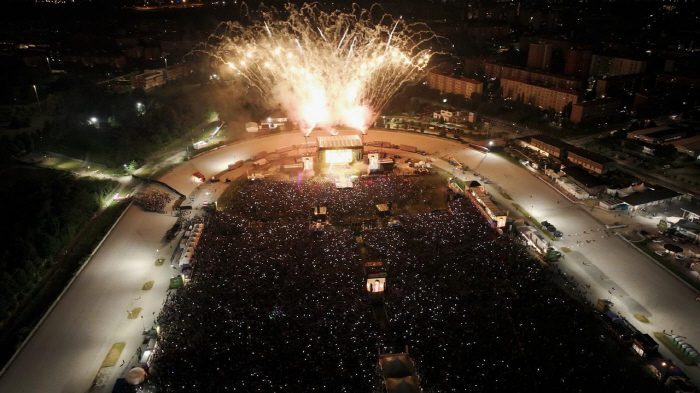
[1,128,698,393]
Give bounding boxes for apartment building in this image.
[427,70,484,98]
[484,62,582,90]
[570,98,622,125]
[589,54,647,77]
[501,78,580,112]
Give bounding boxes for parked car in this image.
[541,221,551,227]
[652,238,663,243]
[554,230,564,238]
[405,158,412,163]
[655,251,667,257]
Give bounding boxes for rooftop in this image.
[428,69,483,85]
[501,77,581,95]
[530,134,573,151]
[680,201,700,216]
[672,135,700,149]
[573,98,620,107]
[627,126,673,137]
[317,135,363,149]
[676,219,700,234]
[485,61,581,82]
[563,166,604,188]
[567,147,614,165]
[621,186,680,207]
[632,127,689,141]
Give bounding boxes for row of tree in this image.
[0,164,118,323]
[1,76,218,167]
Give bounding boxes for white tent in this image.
[192,141,208,150]
[632,183,648,192]
[618,186,636,197]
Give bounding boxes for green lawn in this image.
[653,332,697,366]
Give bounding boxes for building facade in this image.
[567,147,615,174]
[464,21,510,39]
[427,70,484,98]
[501,78,580,112]
[570,98,622,125]
[595,73,648,99]
[529,135,571,158]
[527,42,553,71]
[130,71,164,90]
[589,55,647,77]
[484,62,582,90]
[564,48,592,78]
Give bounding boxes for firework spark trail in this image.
[204,3,439,136]
[337,27,348,51]
[385,19,400,54]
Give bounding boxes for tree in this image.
[439,129,447,137]
[561,102,573,119]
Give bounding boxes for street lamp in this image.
[488,140,494,146]
[46,57,51,72]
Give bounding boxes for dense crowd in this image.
[364,201,657,392]
[222,176,446,223]
[135,189,173,213]
[152,213,380,392]
[152,178,659,393]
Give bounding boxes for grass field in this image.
[41,156,83,171]
[101,342,126,368]
[653,332,697,366]
[38,154,126,177]
[634,314,650,323]
[128,307,143,319]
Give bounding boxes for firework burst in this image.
[202,3,439,135]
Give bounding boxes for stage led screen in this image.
[325,149,353,164]
[366,277,386,293]
[368,153,379,170]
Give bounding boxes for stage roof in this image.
[317,135,363,149]
[379,355,416,379]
